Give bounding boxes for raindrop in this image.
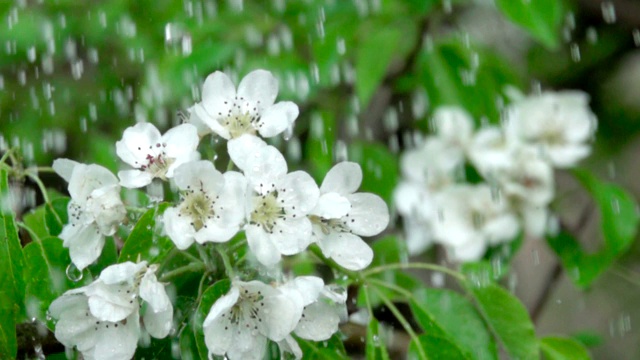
[586,27,598,44]
[569,43,581,62]
[27,46,36,62]
[633,29,640,47]
[611,198,620,214]
[65,263,83,282]
[601,1,616,24]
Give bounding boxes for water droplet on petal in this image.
[65,263,83,282]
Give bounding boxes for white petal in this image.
[201,71,236,115]
[320,162,362,195]
[116,122,162,167]
[216,171,247,226]
[483,214,520,245]
[345,193,389,236]
[86,282,137,322]
[237,69,278,109]
[99,261,146,285]
[68,164,119,201]
[278,336,302,359]
[52,158,80,183]
[257,101,299,138]
[185,105,212,137]
[310,192,350,219]
[162,124,200,161]
[173,160,223,192]
[244,145,288,194]
[295,300,341,341]
[139,270,171,312]
[261,292,303,341]
[227,134,269,173]
[246,225,281,266]
[319,232,373,271]
[65,223,105,271]
[203,315,234,357]
[50,295,97,349]
[287,276,324,306]
[194,103,231,139]
[522,205,548,238]
[277,171,319,215]
[195,222,239,243]
[118,169,153,188]
[448,240,487,262]
[203,286,240,328]
[91,310,140,360]
[270,217,312,255]
[227,332,267,360]
[163,207,196,250]
[143,303,173,339]
[433,106,474,146]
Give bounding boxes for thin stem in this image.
[26,171,63,226]
[197,245,213,271]
[610,265,640,287]
[125,206,148,214]
[0,148,14,167]
[373,286,428,360]
[216,246,235,278]
[25,166,56,174]
[363,262,465,281]
[159,262,206,282]
[181,250,205,265]
[367,277,413,298]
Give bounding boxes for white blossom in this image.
[504,91,597,168]
[309,162,388,270]
[49,262,173,360]
[53,159,126,270]
[193,69,299,140]
[115,122,200,188]
[432,106,474,149]
[432,184,520,262]
[228,135,319,266]
[202,279,306,360]
[163,160,246,250]
[293,283,347,341]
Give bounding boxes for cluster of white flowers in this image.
[49,69,389,359]
[203,276,347,360]
[395,91,597,262]
[49,262,173,359]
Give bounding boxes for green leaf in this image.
[356,27,402,106]
[469,284,538,360]
[305,112,336,184]
[461,260,508,287]
[23,237,90,328]
[0,168,26,358]
[44,197,70,236]
[408,334,470,360]
[347,141,398,206]
[297,333,349,360]
[87,235,118,278]
[548,170,638,288]
[411,288,497,360]
[540,336,590,360]
[571,331,602,348]
[366,318,390,360]
[119,203,173,264]
[495,0,562,49]
[22,206,49,240]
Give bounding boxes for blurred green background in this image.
[2,0,640,358]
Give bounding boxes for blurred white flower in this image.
[504,91,597,168]
[309,162,388,270]
[194,69,299,140]
[228,135,319,266]
[163,160,246,250]
[203,279,306,360]
[115,122,200,188]
[49,262,173,360]
[432,106,474,149]
[432,184,520,262]
[53,159,126,270]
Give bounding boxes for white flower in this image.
[309,162,388,270]
[229,135,319,266]
[115,122,200,188]
[163,160,246,250]
[293,283,347,341]
[193,69,299,140]
[432,185,520,262]
[203,279,305,360]
[504,91,597,168]
[467,126,515,177]
[53,159,126,270]
[432,106,474,149]
[49,262,173,360]
[400,137,465,191]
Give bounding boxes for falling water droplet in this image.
[65,263,83,282]
[632,29,640,47]
[570,43,581,62]
[601,1,616,24]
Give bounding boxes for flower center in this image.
[250,192,284,233]
[223,111,258,139]
[309,215,349,235]
[138,142,174,179]
[180,191,215,231]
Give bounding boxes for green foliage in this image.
[468,284,539,360]
[119,203,173,263]
[0,168,26,358]
[296,333,349,359]
[347,141,399,206]
[44,197,70,236]
[411,288,497,360]
[356,28,403,106]
[547,169,638,288]
[408,334,470,360]
[190,279,232,359]
[495,0,563,49]
[540,336,590,360]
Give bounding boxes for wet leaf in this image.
[356,27,402,106]
[119,203,173,264]
[44,197,69,236]
[540,336,590,360]
[495,0,563,49]
[408,334,470,360]
[296,333,349,360]
[365,318,390,360]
